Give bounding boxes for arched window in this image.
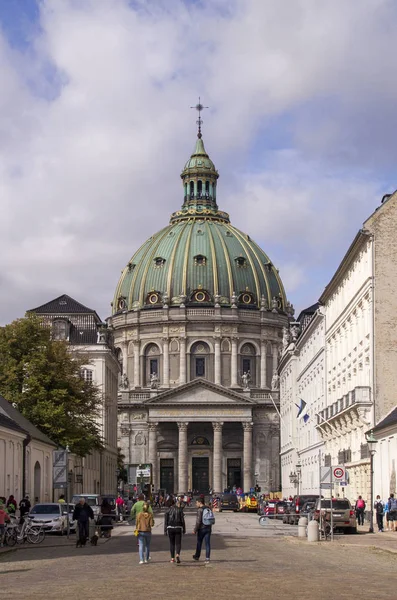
[240,343,257,387]
[197,180,202,198]
[194,254,207,266]
[190,341,211,381]
[190,181,194,198]
[144,343,161,387]
[205,181,210,196]
[52,319,69,341]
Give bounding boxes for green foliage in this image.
[0,314,103,456]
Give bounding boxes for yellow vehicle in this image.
[239,494,258,512]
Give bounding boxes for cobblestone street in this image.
[1,513,396,600]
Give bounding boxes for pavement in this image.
[0,513,396,600]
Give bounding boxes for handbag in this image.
[134,529,139,537]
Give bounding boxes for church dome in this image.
[112,134,287,314]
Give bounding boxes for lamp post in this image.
[365,430,378,534]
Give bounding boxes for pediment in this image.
[144,380,255,405]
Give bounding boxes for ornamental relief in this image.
[134,431,146,446]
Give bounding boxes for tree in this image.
[0,314,103,456]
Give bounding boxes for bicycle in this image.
[6,515,45,545]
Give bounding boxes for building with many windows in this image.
[110,126,293,494]
[30,294,120,496]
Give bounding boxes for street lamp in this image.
[365,430,378,534]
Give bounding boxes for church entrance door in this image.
[192,457,209,493]
[227,458,241,489]
[160,459,174,494]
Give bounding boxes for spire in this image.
[191,97,208,139]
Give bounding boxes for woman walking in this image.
[164,498,186,564]
[99,499,113,538]
[136,503,154,564]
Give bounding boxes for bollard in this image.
[298,516,308,538]
[307,519,319,542]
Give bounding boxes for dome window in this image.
[154,257,166,268]
[145,291,162,306]
[238,291,255,305]
[117,296,127,311]
[190,181,194,198]
[191,288,211,303]
[226,231,232,237]
[194,254,207,266]
[235,256,247,268]
[265,261,273,272]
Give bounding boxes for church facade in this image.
[110,122,292,494]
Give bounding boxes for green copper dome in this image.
[112,136,286,314]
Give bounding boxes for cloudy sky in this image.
[1,0,397,324]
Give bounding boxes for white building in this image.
[280,305,325,498]
[0,395,56,502]
[280,190,397,503]
[371,407,397,501]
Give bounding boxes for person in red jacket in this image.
[116,494,125,521]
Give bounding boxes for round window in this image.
[195,291,206,302]
[149,293,159,304]
[242,294,252,304]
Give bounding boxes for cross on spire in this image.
[191,97,208,139]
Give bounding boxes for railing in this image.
[140,310,164,319]
[186,309,215,317]
[239,310,260,319]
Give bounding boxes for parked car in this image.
[313,498,357,534]
[71,494,101,518]
[283,495,322,525]
[219,493,239,512]
[29,503,76,534]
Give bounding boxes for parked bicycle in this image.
[5,515,45,546]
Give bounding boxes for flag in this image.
[295,399,310,422]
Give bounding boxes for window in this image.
[154,257,165,268]
[194,254,207,266]
[53,320,68,340]
[242,358,251,374]
[150,359,158,375]
[190,181,194,197]
[205,181,210,196]
[197,180,202,197]
[81,368,93,383]
[235,256,247,268]
[196,357,205,377]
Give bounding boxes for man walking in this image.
[130,494,153,520]
[374,495,384,532]
[192,495,215,565]
[73,498,94,547]
[388,493,397,531]
[116,494,125,522]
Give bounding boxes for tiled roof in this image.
[0,412,27,435]
[0,395,56,446]
[30,294,99,318]
[372,406,397,433]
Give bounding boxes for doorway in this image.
[160,459,174,494]
[192,457,209,493]
[34,461,41,502]
[227,458,241,489]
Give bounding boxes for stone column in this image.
[212,422,223,493]
[177,422,189,493]
[243,422,253,492]
[134,341,140,388]
[214,337,221,385]
[163,338,170,388]
[121,341,128,377]
[148,423,158,491]
[272,343,278,377]
[231,337,238,387]
[260,340,267,388]
[179,337,187,384]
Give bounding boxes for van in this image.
[71,494,101,517]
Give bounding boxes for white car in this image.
[29,503,76,534]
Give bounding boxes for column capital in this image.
[177,422,189,432]
[242,422,253,432]
[212,422,224,431]
[148,422,159,431]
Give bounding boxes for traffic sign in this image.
[333,466,345,480]
[320,466,331,484]
[53,450,67,467]
[53,465,67,486]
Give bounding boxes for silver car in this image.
[29,503,76,534]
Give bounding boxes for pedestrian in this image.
[135,503,154,564]
[0,501,11,547]
[6,495,16,515]
[116,493,125,522]
[58,494,66,504]
[192,494,215,565]
[18,495,31,525]
[99,498,113,538]
[73,497,94,547]
[131,494,153,520]
[384,499,390,530]
[355,496,366,525]
[374,495,384,532]
[388,493,397,532]
[164,498,186,564]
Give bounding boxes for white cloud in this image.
[0,0,396,322]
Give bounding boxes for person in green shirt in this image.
[131,495,153,519]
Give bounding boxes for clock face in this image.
[149,293,159,304]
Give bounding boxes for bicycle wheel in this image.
[27,528,45,544]
[5,529,17,547]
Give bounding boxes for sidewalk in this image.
[0,534,110,556]
[291,523,397,554]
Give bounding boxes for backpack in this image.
[202,507,215,526]
[389,498,397,511]
[357,499,365,509]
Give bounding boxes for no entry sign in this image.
[333,466,345,480]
